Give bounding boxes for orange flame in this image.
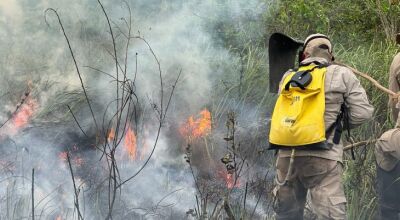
[13,98,38,129]
[107,128,115,142]
[7,97,38,135]
[58,150,84,167]
[217,169,241,189]
[56,215,63,220]
[180,109,211,139]
[226,173,239,189]
[124,125,137,160]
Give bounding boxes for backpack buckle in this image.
[284,70,313,90]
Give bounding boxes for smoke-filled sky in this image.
[0,0,270,219]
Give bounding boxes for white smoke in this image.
[0,0,270,219]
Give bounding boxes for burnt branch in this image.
[31,169,35,220]
[0,86,31,130]
[67,105,89,138]
[45,8,99,132]
[118,69,181,187]
[66,152,84,220]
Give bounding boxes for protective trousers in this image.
[273,156,346,220]
[377,163,400,220]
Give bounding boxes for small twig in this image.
[34,184,64,208]
[31,168,35,220]
[118,71,181,187]
[66,153,84,220]
[190,162,203,198]
[213,203,224,219]
[343,139,377,151]
[67,105,88,138]
[196,195,201,219]
[0,88,31,130]
[223,199,235,220]
[250,171,269,219]
[335,61,398,97]
[202,194,208,219]
[83,66,117,81]
[131,36,164,120]
[242,182,248,219]
[96,0,119,134]
[154,188,183,211]
[163,69,182,121]
[210,199,221,218]
[45,8,99,131]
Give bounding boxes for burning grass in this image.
[124,125,137,160]
[181,109,274,219]
[180,109,212,140]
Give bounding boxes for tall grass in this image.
[335,41,398,219]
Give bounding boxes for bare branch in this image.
[66,152,84,220]
[31,169,35,220]
[67,105,89,138]
[45,8,99,131]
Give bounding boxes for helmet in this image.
[304,33,332,53]
[301,33,334,61]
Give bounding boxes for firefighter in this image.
[272,34,374,219]
[375,48,400,219]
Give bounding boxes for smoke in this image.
[0,0,271,219]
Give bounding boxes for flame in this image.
[226,173,237,189]
[217,169,241,189]
[107,128,115,142]
[124,125,137,160]
[56,216,63,220]
[6,97,38,135]
[58,151,68,161]
[74,156,84,167]
[180,109,211,139]
[0,82,37,138]
[13,98,36,128]
[58,151,84,167]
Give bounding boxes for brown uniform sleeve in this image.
[388,53,400,123]
[375,129,400,171]
[341,66,374,126]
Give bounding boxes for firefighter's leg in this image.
[306,159,346,220]
[377,163,400,220]
[274,157,307,220]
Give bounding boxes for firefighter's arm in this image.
[342,67,374,126]
[388,53,400,122]
[393,131,400,160]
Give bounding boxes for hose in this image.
[275,148,296,186]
